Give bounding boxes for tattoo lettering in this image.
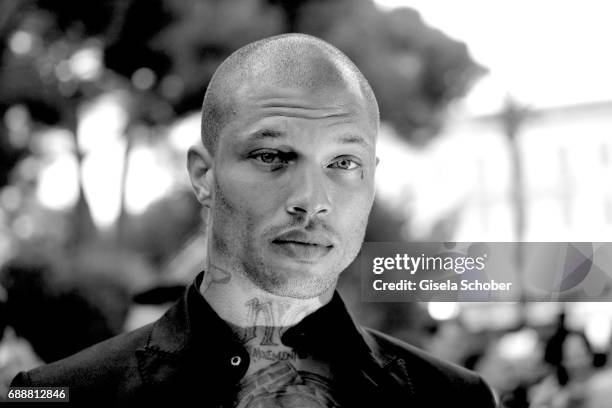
[246,346,299,363]
[243,298,277,346]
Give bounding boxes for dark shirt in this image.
[10,271,498,407]
[183,272,392,407]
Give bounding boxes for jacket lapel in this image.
[134,274,239,406]
[135,286,195,387]
[361,328,419,405]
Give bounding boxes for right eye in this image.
[255,151,284,164]
[248,149,293,168]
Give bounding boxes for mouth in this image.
[271,240,333,262]
[270,232,334,262]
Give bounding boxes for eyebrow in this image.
[246,129,286,141]
[245,129,371,148]
[338,134,371,149]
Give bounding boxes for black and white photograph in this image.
[1,0,611,406]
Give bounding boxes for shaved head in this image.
[189,33,379,299]
[200,33,379,155]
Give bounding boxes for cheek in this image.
[331,182,374,235]
[215,168,279,226]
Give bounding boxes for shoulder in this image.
[10,323,153,399]
[363,327,498,406]
[364,327,480,382]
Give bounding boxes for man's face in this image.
[209,80,377,299]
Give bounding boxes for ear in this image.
[187,144,214,207]
[375,156,380,167]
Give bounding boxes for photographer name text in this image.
[372,279,512,292]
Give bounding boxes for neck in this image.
[200,247,338,378]
[199,258,333,343]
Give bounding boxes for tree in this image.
[1,0,484,256]
[1,0,487,348]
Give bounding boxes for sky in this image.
[33,0,612,236]
[371,0,612,244]
[374,0,612,115]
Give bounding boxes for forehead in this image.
[225,85,376,150]
[219,82,376,149]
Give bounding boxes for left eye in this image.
[329,158,359,170]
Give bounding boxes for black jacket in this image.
[11,272,497,407]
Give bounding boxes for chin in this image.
[253,259,339,299]
[263,278,336,299]
[271,255,339,278]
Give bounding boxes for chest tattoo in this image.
[227,361,342,408]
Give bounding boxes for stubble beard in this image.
[243,248,340,299]
[211,179,367,299]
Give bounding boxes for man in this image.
[10,34,497,407]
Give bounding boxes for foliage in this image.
[0,0,485,349]
[0,0,483,266]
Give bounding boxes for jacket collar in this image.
[138,271,371,371]
[135,271,415,404]
[136,271,247,390]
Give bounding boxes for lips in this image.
[273,229,334,246]
[271,230,334,261]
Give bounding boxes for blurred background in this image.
[1,0,611,406]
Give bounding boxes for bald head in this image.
[200,33,379,155]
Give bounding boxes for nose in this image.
[285,163,332,218]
